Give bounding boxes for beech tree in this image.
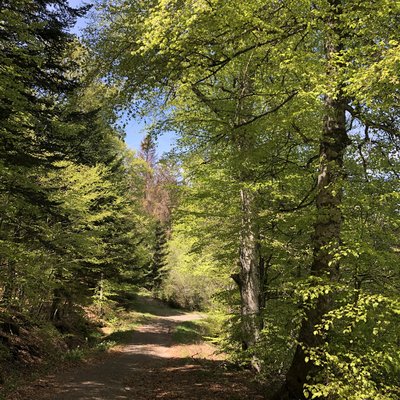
[89,0,316,362]
[88,0,400,398]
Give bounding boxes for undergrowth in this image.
[0,289,226,399]
[172,320,210,344]
[0,290,159,399]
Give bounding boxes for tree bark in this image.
[231,67,265,368]
[237,187,264,356]
[274,101,349,400]
[274,1,350,397]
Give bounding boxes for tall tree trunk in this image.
[274,2,350,397]
[238,187,264,353]
[193,60,266,365]
[276,97,349,400]
[232,66,265,368]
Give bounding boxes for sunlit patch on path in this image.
[12,301,264,400]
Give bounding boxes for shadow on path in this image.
[14,300,264,400]
[40,353,263,400]
[120,296,185,317]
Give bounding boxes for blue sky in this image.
[68,0,176,156]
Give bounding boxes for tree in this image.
[0,0,88,165]
[89,0,316,363]
[88,0,400,397]
[0,0,155,334]
[138,135,179,290]
[276,1,400,397]
[0,0,87,309]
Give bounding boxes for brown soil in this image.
[11,302,265,400]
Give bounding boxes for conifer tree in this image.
[0,1,153,327]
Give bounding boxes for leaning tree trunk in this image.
[274,2,349,398]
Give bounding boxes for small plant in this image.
[96,340,117,351]
[63,348,86,362]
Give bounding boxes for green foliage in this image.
[147,221,169,290]
[172,320,210,344]
[304,291,400,400]
[95,340,117,352]
[0,2,157,389]
[1,0,399,398]
[160,227,229,310]
[63,348,86,362]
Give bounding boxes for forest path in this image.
[15,297,264,400]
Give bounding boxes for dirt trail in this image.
[14,300,264,400]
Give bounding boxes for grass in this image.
[63,347,87,362]
[103,329,135,345]
[172,320,210,344]
[99,307,153,346]
[125,297,183,317]
[0,293,156,399]
[97,291,169,346]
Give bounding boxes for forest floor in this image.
[9,296,265,400]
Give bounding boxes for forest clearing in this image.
[0,0,399,399]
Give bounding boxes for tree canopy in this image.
[1,1,399,399]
